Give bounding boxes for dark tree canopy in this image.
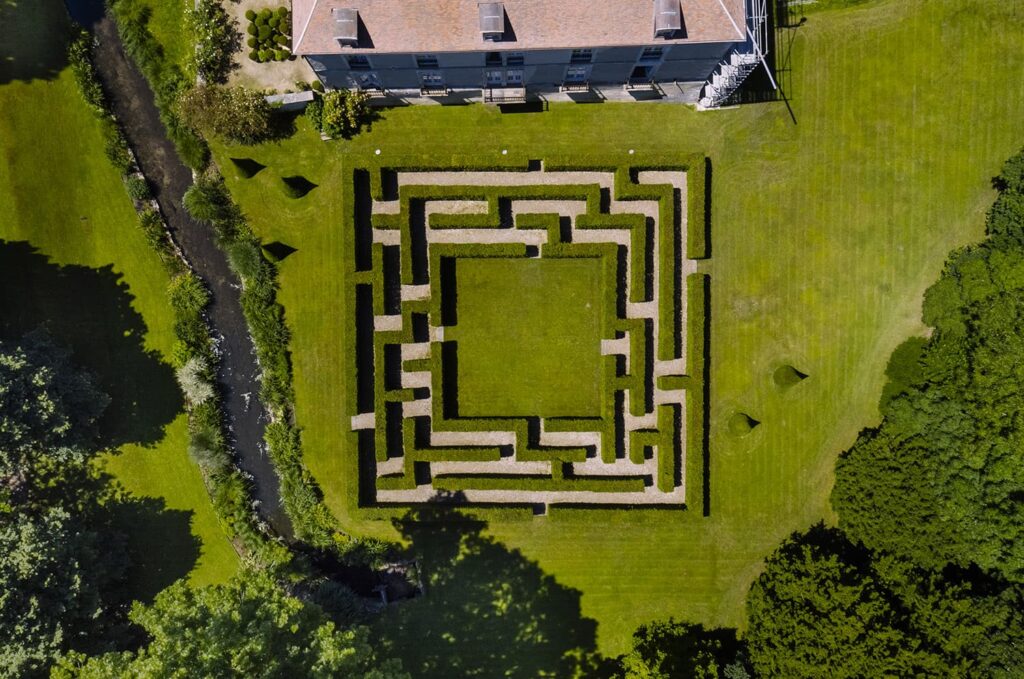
[833,151,1024,581]
[745,525,1024,679]
[0,332,126,677]
[613,619,750,679]
[55,571,408,679]
[0,507,126,677]
[0,331,108,454]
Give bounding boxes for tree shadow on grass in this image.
[0,0,70,84]
[104,494,201,605]
[0,240,182,449]
[375,501,602,678]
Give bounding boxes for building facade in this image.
[292,0,766,107]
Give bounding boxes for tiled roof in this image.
[293,0,747,56]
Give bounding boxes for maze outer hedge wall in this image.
[343,154,710,518]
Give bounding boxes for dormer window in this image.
[333,8,359,46]
[653,0,682,38]
[478,2,505,41]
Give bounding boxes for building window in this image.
[564,65,589,83]
[505,52,524,66]
[569,49,593,64]
[354,72,381,89]
[638,47,664,63]
[346,55,371,70]
[484,69,504,86]
[420,72,444,87]
[485,51,503,66]
[415,54,438,69]
[505,69,523,85]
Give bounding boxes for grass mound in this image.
[230,157,265,179]
[281,175,316,198]
[728,412,760,437]
[773,364,808,390]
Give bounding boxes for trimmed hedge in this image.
[347,156,712,514]
[685,273,709,514]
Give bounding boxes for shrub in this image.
[227,240,266,280]
[168,272,210,316]
[245,8,256,20]
[99,119,133,174]
[67,31,106,113]
[274,34,287,46]
[318,89,372,138]
[178,85,274,145]
[246,36,257,48]
[137,208,166,249]
[124,174,152,200]
[311,80,324,92]
[276,6,289,18]
[186,0,241,83]
[268,15,279,28]
[182,175,232,224]
[247,22,257,35]
[258,25,271,40]
[176,356,216,405]
[305,97,323,131]
[188,425,229,471]
[274,50,288,61]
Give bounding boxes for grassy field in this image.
[0,0,237,593]
[212,0,1024,658]
[450,258,607,417]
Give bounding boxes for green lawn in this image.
[0,0,236,593]
[134,0,193,76]
[449,257,607,417]
[212,0,1024,658]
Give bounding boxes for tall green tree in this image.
[614,619,750,679]
[55,571,408,678]
[745,525,1024,678]
[0,332,126,678]
[0,507,126,678]
[0,331,108,454]
[832,151,1024,581]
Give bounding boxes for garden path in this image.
[90,15,294,539]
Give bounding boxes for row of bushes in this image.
[67,28,292,568]
[68,32,152,200]
[186,0,240,83]
[433,473,648,494]
[109,0,209,169]
[685,273,708,514]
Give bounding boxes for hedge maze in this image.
[347,156,709,513]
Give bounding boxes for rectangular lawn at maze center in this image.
[448,257,607,418]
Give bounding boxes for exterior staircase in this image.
[697,0,771,109]
[697,50,760,109]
